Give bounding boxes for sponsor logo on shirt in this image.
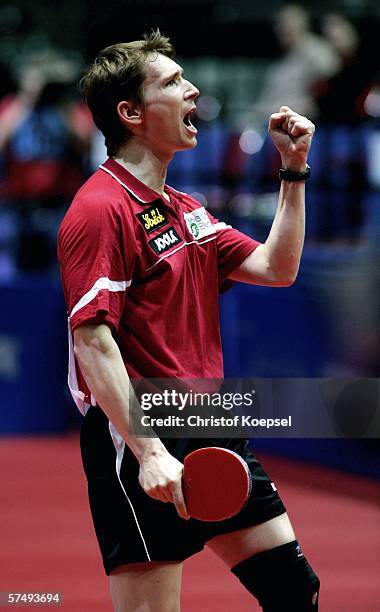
[183,207,216,240]
[149,227,182,255]
[136,205,168,234]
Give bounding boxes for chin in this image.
[178,137,198,151]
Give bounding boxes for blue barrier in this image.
[0,277,71,433]
[0,252,378,479]
[220,281,329,377]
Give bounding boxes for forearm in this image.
[229,179,305,286]
[263,179,305,284]
[259,106,313,283]
[229,108,314,287]
[73,325,166,462]
[73,324,188,517]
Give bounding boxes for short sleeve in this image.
[206,211,261,282]
[58,195,136,333]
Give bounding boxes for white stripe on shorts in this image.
[109,421,151,562]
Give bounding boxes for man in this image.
[58,30,319,612]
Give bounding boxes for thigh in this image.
[81,407,205,574]
[109,561,183,612]
[198,446,288,546]
[207,512,296,568]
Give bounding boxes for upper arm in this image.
[73,322,113,348]
[73,323,118,365]
[203,208,260,285]
[228,243,292,287]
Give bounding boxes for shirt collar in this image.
[100,158,175,205]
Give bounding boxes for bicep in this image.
[228,244,280,286]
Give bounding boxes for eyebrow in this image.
[162,67,184,82]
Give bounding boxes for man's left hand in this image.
[268,106,315,172]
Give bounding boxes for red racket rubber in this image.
[183,447,252,522]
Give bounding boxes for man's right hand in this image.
[138,449,190,520]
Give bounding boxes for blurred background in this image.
[0,1,379,610]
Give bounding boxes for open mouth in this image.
[183,109,197,133]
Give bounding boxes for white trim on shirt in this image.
[68,276,131,414]
[99,165,147,203]
[69,277,131,319]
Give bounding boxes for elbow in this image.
[273,257,300,287]
[281,273,297,287]
[280,278,296,288]
[272,278,294,288]
[273,268,298,287]
[263,250,300,287]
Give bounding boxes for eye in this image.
[166,78,177,87]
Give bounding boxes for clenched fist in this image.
[268,106,315,172]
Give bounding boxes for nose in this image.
[184,80,200,101]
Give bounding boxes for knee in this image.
[231,540,320,611]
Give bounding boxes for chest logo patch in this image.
[136,205,168,234]
[149,227,182,255]
[183,207,216,240]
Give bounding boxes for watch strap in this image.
[279,164,310,181]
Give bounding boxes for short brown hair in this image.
[80,29,175,156]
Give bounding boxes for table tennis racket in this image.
[183,447,252,522]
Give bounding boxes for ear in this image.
[117,100,143,131]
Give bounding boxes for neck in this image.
[114,140,173,197]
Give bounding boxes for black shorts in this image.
[80,405,286,575]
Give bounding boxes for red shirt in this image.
[58,158,259,413]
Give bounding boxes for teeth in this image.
[183,110,196,132]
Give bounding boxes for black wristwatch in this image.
[279,164,310,182]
